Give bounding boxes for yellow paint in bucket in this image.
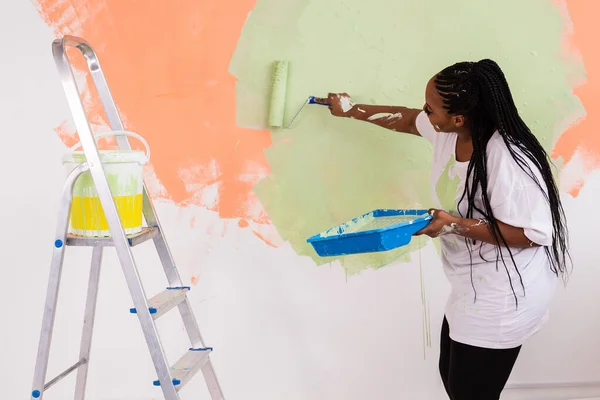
[62,131,150,237]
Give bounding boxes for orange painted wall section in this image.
[553,0,600,196]
[36,0,272,224]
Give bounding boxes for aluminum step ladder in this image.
[30,35,225,400]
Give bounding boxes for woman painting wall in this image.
[317,59,571,400]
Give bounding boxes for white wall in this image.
[2,2,599,399]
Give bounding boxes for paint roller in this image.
[268,60,330,128]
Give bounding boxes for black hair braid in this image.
[434,59,571,308]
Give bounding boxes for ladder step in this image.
[152,347,213,390]
[66,227,159,247]
[130,287,190,319]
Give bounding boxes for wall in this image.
[2,0,600,399]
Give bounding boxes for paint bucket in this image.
[62,131,151,237]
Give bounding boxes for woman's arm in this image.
[416,209,540,248]
[454,215,538,248]
[313,93,423,136]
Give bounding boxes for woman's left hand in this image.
[415,209,462,238]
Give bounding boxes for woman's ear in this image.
[453,115,465,128]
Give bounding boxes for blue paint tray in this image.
[306,209,432,257]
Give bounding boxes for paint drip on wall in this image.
[230,0,585,272]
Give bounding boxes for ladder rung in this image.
[66,227,159,247]
[130,287,190,319]
[152,347,213,390]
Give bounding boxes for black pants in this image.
[439,317,521,400]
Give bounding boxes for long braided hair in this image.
[434,59,571,307]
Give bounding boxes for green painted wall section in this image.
[230,0,584,273]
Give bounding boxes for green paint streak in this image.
[230,0,585,273]
[418,237,431,360]
[72,171,140,196]
[436,157,461,212]
[66,152,144,196]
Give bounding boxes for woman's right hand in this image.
[313,93,356,118]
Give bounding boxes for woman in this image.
[317,59,571,400]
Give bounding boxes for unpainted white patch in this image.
[143,165,168,198]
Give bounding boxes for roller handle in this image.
[308,96,331,106]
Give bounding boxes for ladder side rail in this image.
[74,245,104,400]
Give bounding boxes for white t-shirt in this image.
[415,111,558,349]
